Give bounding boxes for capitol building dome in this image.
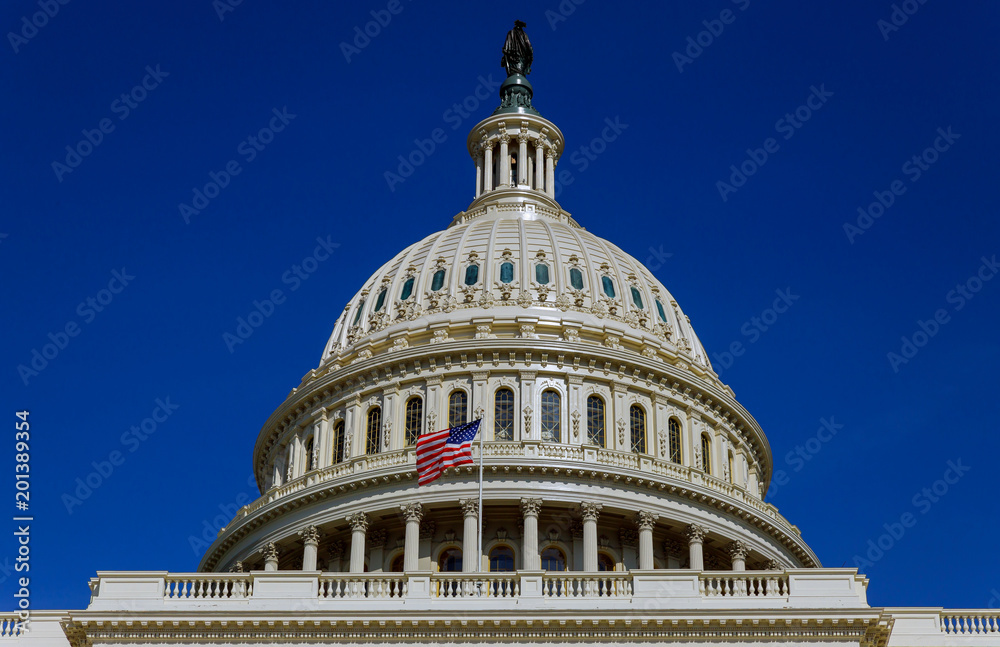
[195,26,821,580]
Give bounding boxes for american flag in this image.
[416,419,481,486]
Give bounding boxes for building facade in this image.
[13,22,998,647]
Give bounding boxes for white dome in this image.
[322,204,714,378]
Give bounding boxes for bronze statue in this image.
[500,20,532,77]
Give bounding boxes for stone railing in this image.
[86,569,870,612]
[164,573,252,599]
[699,571,789,598]
[318,573,407,599]
[240,442,782,527]
[941,611,1000,635]
[0,615,26,638]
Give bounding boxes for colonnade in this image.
[250,500,774,575]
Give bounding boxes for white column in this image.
[483,142,493,193]
[292,433,304,478]
[544,148,555,197]
[580,502,602,571]
[520,498,541,569]
[728,540,748,571]
[347,512,369,573]
[460,499,480,572]
[475,147,483,198]
[534,141,544,190]
[636,511,656,570]
[499,134,510,187]
[686,524,706,571]
[299,525,322,571]
[401,503,423,571]
[315,410,331,469]
[263,542,279,571]
[517,133,528,185]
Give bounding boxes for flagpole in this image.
[477,419,484,573]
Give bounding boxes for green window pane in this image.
[431,269,446,292]
[352,300,365,325]
[400,277,414,301]
[464,264,479,286]
[570,268,584,290]
[535,264,550,285]
[656,299,667,322]
[374,288,387,312]
[630,287,644,309]
[601,276,615,298]
[500,262,514,284]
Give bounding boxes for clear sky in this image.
[3,0,998,612]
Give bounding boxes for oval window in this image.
[431,269,446,292]
[570,267,584,290]
[535,264,550,285]
[630,287,644,309]
[352,300,365,325]
[374,288,387,312]
[500,262,514,284]
[601,276,615,298]
[464,264,479,286]
[655,299,667,322]
[400,277,414,301]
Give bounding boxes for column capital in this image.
[459,498,480,518]
[229,561,245,573]
[262,542,279,561]
[520,497,542,518]
[579,501,603,522]
[298,525,322,545]
[635,510,658,531]
[684,523,707,544]
[765,558,782,570]
[347,512,369,533]
[663,539,686,557]
[327,539,345,559]
[727,540,749,560]
[400,502,424,522]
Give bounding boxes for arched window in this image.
[701,434,712,475]
[366,407,382,455]
[535,264,550,284]
[448,390,467,428]
[569,267,584,290]
[630,405,646,454]
[540,546,566,571]
[333,420,345,464]
[305,437,315,471]
[390,554,405,573]
[630,286,644,309]
[586,395,605,447]
[464,264,479,285]
[374,288,387,312]
[489,546,515,572]
[438,548,463,572]
[499,262,514,284]
[601,276,615,298]
[655,299,668,323]
[597,553,615,572]
[494,388,514,441]
[400,277,415,301]
[404,396,422,446]
[352,300,366,326]
[540,390,561,442]
[431,269,446,292]
[668,417,682,464]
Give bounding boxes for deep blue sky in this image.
[3,0,998,612]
